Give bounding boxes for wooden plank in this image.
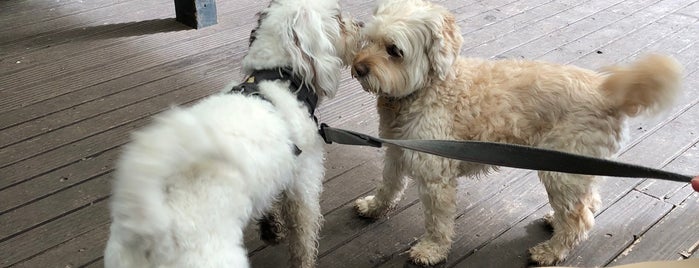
[536,14,698,64]
[0,59,236,211]
[0,0,142,31]
[466,0,635,55]
[559,191,674,267]
[81,258,104,268]
[454,0,568,34]
[317,169,538,268]
[460,0,591,53]
[610,160,699,264]
[573,21,699,69]
[453,190,674,267]
[12,223,110,268]
[676,0,699,18]
[635,139,699,204]
[0,48,239,147]
[0,174,110,241]
[500,0,695,60]
[0,200,110,267]
[453,205,554,267]
[0,3,259,113]
[0,0,260,68]
[0,141,116,214]
[0,56,241,167]
[448,0,552,30]
[0,44,244,131]
[174,0,218,29]
[0,17,190,75]
[0,0,173,47]
[0,78,225,190]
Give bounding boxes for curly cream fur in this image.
[351,0,682,265]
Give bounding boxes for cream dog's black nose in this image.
[353,63,369,77]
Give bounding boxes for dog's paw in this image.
[528,242,566,266]
[408,239,450,266]
[354,195,387,219]
[542,211,555,227]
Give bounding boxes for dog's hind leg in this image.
[282,158,324,268]
[355,146,410,218]
[408,175,458,266]
[528,123,613,265]
[530,171,599,265]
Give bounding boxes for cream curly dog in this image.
[103,0,360,267]
[351,0,682,265]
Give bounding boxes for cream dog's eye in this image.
[386,44,403,58]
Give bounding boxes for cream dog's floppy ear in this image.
[424,6,463,80]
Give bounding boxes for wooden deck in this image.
[0,0,697,267]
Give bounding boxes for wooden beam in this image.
[173,0,217,29]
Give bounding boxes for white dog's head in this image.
[351,0,462,98]
[242,0,362,98]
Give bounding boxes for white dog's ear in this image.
[424,8,463,80]
[283,6,342,98]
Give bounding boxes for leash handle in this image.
[319,124,694,183]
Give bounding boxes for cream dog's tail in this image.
[600,54,682,116]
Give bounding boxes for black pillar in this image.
[174,0,217,29]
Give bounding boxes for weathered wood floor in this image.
[0,0,697,267]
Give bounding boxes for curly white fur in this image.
[351,0,682,266]
[103,0,360,267]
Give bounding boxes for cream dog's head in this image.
[351,0,463,97]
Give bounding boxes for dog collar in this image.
[227,67,318,116]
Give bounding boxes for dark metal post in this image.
[174,0,217,29]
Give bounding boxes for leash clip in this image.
[319,123,382,148]
[319,123,333,144]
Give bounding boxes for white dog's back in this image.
[105,94,297,267]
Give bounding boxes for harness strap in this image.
[228,68,318,116]
[318,124,693,183]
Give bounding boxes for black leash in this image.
[319,124,694,183]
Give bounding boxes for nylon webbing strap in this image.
[319,124,692,183]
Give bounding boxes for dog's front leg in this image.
[409,175,458,266]
[355,145,409,218]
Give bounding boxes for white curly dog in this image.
[351,0,682,265]
[103,0,360,267]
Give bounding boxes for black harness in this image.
[227,67,316,156]
[227,67,318,116]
